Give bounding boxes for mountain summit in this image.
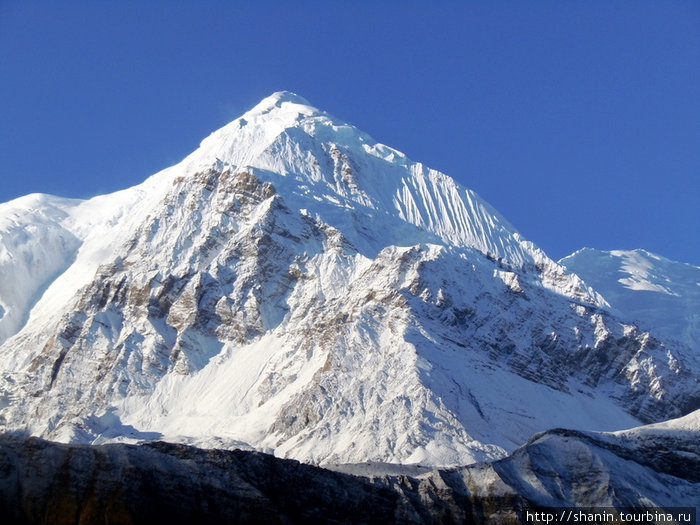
[185,91,574,270]
[0,93,696,466]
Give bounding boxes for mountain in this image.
[0,92,697,466]
[0,410,696,524]
[393,408,699,515]
[560,248,699,351]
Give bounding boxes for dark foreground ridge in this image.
[0,427,697,524]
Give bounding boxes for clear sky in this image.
[1,1,698,264]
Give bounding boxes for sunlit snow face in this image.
[611,250,678,295]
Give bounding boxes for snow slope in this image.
[0,92,696,467]
[561,248,699,350]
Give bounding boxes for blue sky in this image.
[1,1,698,264]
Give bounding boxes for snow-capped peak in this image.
[177,93,573,275]
[247,91,315,114]
[1,92,694,468]
[190,91,353,170]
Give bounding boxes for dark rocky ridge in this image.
[0,435,399,525]
[0,422,696,525]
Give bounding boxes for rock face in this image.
[0,92,697,466]
[0,412,696,524]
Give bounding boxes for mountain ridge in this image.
[0,410,696,524]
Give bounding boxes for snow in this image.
[0,194,82,345]
[560,248,699,350]
[611,408,700,437]
[611,249,679,294]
